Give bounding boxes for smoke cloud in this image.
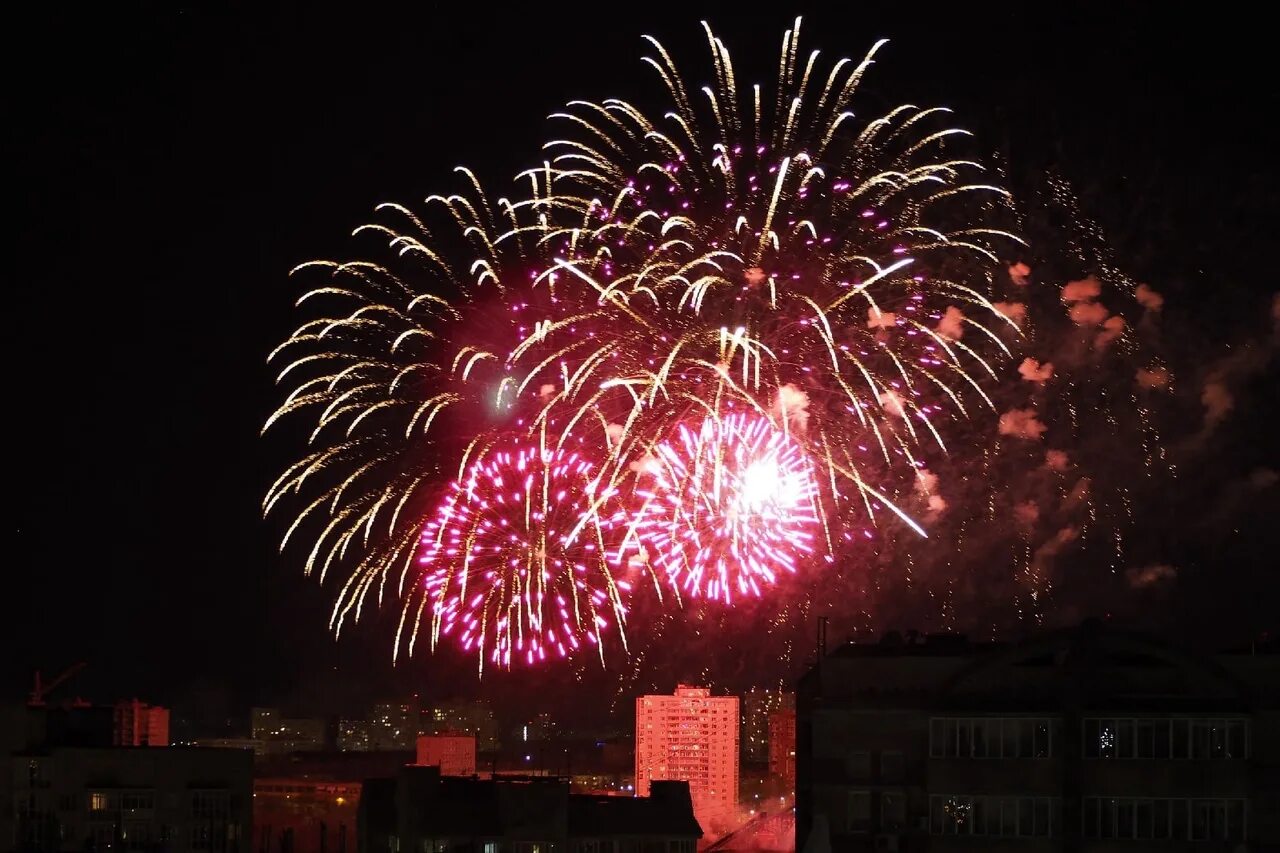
[773,383,810,434]
[1069,301,1109,326]
[1018,357,1054,383]
[1125,564,1177,589]
[880,388,907,418]
[1061,276,1101,303]
[1008,262,1031,286]
[866,308,897,330]
[992,301,1027,327]
[1029,525,1080,579]
[1135,283,1164,312]
[1014,501,1040,528]
[999,407,1047,440]
[1136,367,1170,389]
[936,306,966,340]
[1045,450,1070,471]
[1094,314,1126,349]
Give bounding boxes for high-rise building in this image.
[112,699,170,747]
[740,689,794,763]
[635,685,739,835]
[416,733,477,776]
[767,709,796,794]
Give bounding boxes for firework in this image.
[631,410,821,603]
[414,435,635,672]
[264,18,1023,670]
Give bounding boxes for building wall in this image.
[795,625,1280,852]
[416,734,477,777]
[113,700,170,747]
[4,746,252,852]
[768,710,797,794]
[635,686,739,835]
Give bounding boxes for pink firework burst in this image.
[418,440,634,671]
[631,411,822,604]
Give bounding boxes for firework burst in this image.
[630,410,821,604]
[264,19,1024,671]
[414,435,636,673]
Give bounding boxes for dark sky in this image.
[7,5,1276,722]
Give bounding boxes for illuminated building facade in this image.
[416,733,477,777]
[796,623,1280,851]
[635,685,739,835]
[339,703,416,752]
[253,777,360,853]
[768,709,796,794]
[113,699,170,747]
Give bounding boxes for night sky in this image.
[8,6,1276,723]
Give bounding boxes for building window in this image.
[846,750,871,780]
[1083,718,1248,760]
[928,718,1054,758]
[89,792,112,812]
[880,792,906,831]
[1083,797,1246,841]
[879,751,905,782]
[846,790,871,833]
[930,795,1057,837]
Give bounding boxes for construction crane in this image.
[29,662,87,706]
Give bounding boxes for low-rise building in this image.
[358,766,701,853]
[415,733,476,777]
[2,745,252,852]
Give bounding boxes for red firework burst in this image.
[418,440,634,670]
[630,411,822,604]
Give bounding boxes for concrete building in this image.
[423,700,501,752]
[768,709,797,795]
[253,777,360,853]
[250,707,326,755]
[113,700,170,747]
[339,703,416,753]
[795,622,1280,852]
[1,745,252,852]
[416,733,477,777]
[636,685,740,836]
[741,689,795,764]
[358,766,701,853]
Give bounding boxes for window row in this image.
[929,795,1058,837]
[929,718,1054,759]
[1083,718,1248,760]
[1083,797,1247,841]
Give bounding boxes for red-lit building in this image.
[636,685,739,835]
[768,709,796,794]
[253,777,360,853]
[112,699,169,747]
[415,733,476,776]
